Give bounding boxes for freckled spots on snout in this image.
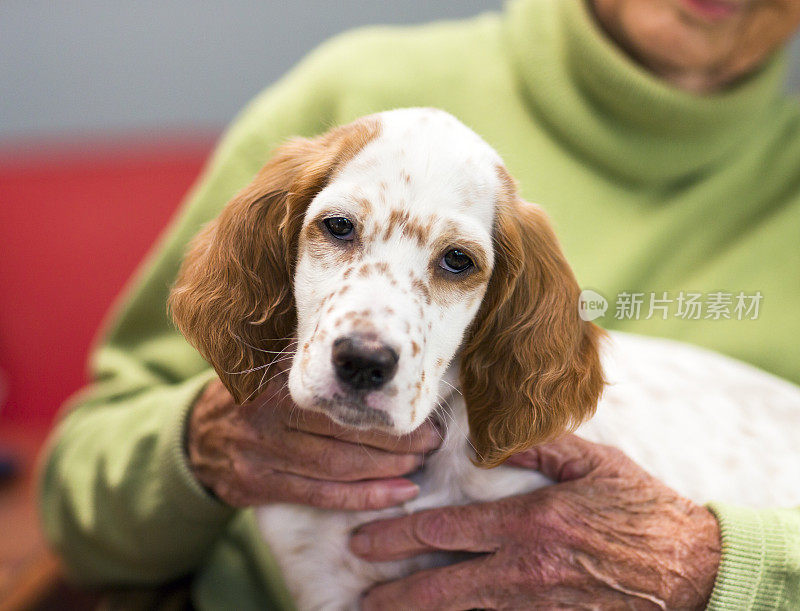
[411,341,420,357]
[410,275,432,305]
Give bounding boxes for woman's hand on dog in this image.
[351,434,721,610]
[187,377,441,510]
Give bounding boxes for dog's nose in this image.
[332,335,399,390]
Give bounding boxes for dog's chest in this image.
[255,399,549,610]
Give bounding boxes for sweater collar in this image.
[504,0,787,185]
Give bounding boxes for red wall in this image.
[0,135,215,427]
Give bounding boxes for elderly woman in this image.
[40,0,800,608]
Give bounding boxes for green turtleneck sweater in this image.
[39,1,800,608]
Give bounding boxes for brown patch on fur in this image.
[383,208,410,241]
[376,262,390,274]
[402,217,430,247]
[410,380,423,423]
[382,210,434,248]
[402,171,411,184]
[410,276,432,305]
[411,341,420,357]
[343,267,353,279]
[459,165,605,467]
[357,197,373,217]
[436,357,445,368]
[168,118,381,403]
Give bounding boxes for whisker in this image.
[439,378,462,396]
[231,332,298,355]
[439,395,480,459]
[225,354,294,375]
[242,363,272,405]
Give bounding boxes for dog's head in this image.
[170,108,604,467]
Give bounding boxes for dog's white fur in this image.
[180,108,800,610]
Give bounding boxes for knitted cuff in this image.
[706,503,791,610]
[157,370,235,523]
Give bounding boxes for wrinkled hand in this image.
[351,435,721,610]
[187,377,440,510]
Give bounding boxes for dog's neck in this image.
[403,361,475,485]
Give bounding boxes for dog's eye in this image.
[439,249,473,274]
[324,217,355,240]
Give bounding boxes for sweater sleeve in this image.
[37,37,349,585]
[706,503,800,610]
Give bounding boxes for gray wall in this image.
[2,1,799,142]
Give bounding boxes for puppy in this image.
[170,108,800,610]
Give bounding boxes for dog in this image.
[170,108,800,610]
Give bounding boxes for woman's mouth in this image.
[680,0,743,22]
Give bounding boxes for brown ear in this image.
[168,119,380,403]
[460,170,605,467]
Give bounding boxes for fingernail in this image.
[387,479,419,503]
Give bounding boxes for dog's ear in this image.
[169,119,380,403]
[460,168,605,467]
